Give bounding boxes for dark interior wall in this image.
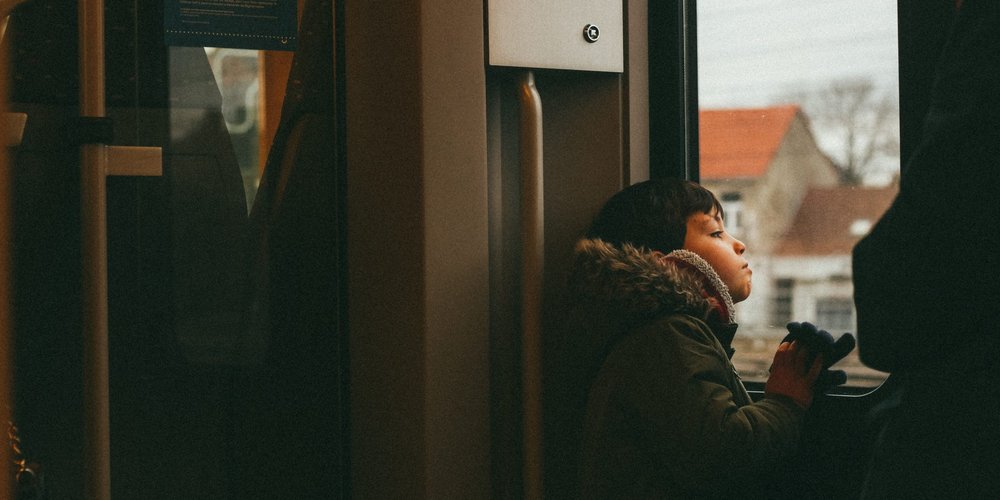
[344,0,490,498]
[343,2,428,497]
[5,11,85,498]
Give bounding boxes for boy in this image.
[569,178,821,498]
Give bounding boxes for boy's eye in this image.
[711,231,724,238]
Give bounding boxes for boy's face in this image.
[682,209,752,303]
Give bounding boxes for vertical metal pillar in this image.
[78,0,111,498]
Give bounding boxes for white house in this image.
[770,185,897,333]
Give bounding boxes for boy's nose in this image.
[734,238,746,255]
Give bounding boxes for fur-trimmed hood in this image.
[570,238,736,326]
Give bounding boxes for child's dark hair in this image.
[586,178,724,253]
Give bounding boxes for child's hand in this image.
[764,340,823,409]
[783,322,856,392]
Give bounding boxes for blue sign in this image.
[164,0,298,51]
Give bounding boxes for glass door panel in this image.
[4,1,343,498]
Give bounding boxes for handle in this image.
[519,70,544,500]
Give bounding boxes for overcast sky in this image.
[696,0,899,108]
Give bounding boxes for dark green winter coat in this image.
[571,239,804,498]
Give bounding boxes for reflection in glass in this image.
[206,47,262,210]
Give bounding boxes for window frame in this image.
[648,0,699,181]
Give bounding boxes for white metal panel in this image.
[488,0,623,73]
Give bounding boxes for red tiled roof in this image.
[699,105,800,179]
[775,185,898,256]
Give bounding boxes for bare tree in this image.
[781,78,899,185]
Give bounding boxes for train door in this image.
[2,1,347,498]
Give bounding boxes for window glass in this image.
[719,192,744,234]
[816,297,855,331]
[697,0,896,387]
[771,278,793,326]
[205,47,262,211]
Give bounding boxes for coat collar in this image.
[571,238,738,349]
[658,249,736,324]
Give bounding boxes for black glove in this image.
[782,322,856,392]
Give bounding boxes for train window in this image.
[205,47,263,211]
[696,0,896,387]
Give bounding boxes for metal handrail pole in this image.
[79,0,111,498]
[519,70,544,500]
